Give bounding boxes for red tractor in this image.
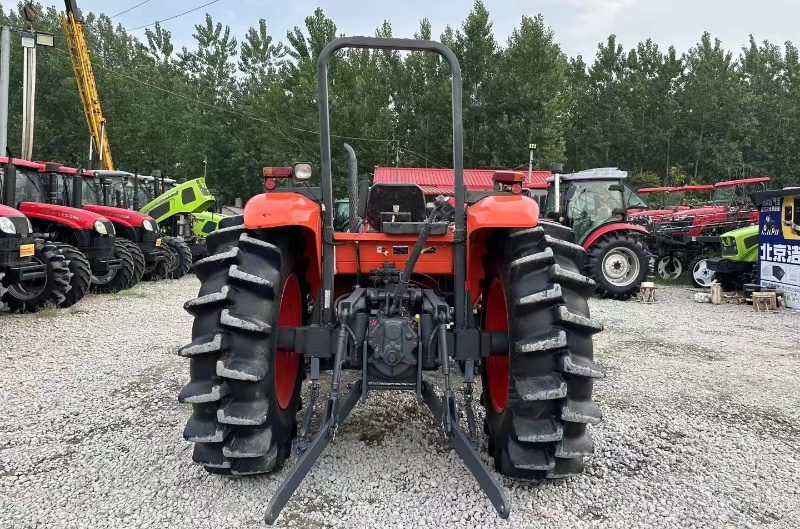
[51,165,166,285]
[541,167,652,300]
[177,37,606,524]
[1,158,72,312]
[2,157,129,305]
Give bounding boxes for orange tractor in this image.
[177,37,605,523]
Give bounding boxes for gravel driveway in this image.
[1,278,798,528]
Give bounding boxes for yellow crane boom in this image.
[60,0,113,170]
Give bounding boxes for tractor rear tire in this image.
[585,231,649,300]
[91,239,135,294]
[118,238,145,288]
[1,240,72,312]
[480,222,605,481]
[164,237,192,279]
[178,220,305,475]
[55,243,92,308]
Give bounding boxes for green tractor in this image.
[703,224,759,291]
[135,173,226,271]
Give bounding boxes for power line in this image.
[52,47,311,158]
[128,0,221,31]
[110,0,152,19]
[52,47,405,166]
[400,147,448,168]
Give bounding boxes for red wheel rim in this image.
[275,273,302,410]
[484,277,510,414]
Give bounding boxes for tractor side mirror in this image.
[357,179,370,218]
[608,184,623,192]
[612,207,627,216]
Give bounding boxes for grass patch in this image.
[650,272,687,285]
[117,289,147,298]
[33,306,60,318]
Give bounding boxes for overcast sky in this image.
[59,0,799,61]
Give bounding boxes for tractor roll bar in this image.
[316,36,465,327]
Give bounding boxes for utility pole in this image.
[20,37,36,160]
[0,26,10,157]
[18,4,54,160]
[527,143,536,183]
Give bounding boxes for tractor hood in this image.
[0,204,26,218]
[140,177,215,223]
[82,204,155,228]
[18,202,114,232]
[721,224,759,240]
[0,204,32,235]
[193,210,226,236]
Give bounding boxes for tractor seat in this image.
[363,183,447,235]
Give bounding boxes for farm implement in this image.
[640,177,769,283]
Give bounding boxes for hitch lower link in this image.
[263,319,510,525]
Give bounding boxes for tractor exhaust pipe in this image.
[44,163,60,205]
[152,169,162,196]
[73,168,84,207]
[2,149,16,207]
[552,162,563,215]
[343,143,358,232]
[133,170,139,210]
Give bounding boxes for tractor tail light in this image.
[493,171,525,184]
[263,166,293,178]
[265,178,277,190]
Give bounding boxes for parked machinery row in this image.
[0,157,200,313]
[626,177,769,288]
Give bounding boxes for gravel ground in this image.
[1,278,799,528]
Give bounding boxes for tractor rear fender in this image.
[466,195,540,305]
[243,192,322,294]
[583,223,649,250]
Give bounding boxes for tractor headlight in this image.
[94,220,108,235]
[142,219,155,231]
[293,162,313,181]
[0,216,16,234]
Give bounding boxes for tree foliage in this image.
[0,1,797,204]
